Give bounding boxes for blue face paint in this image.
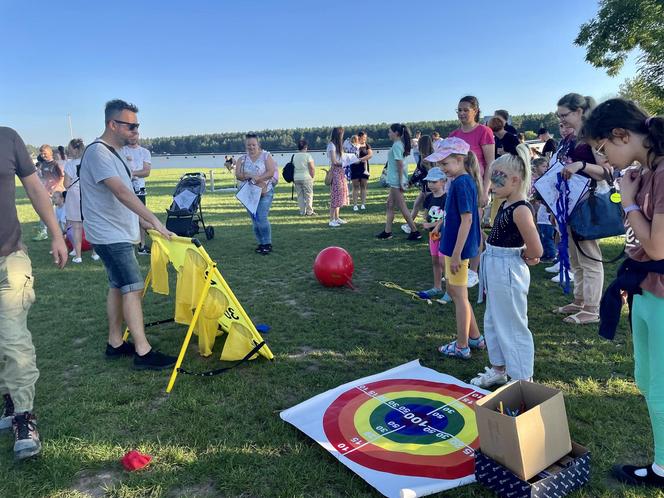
[491,170,508,188]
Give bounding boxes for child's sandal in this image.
[438,341,471,360]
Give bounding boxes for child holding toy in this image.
[583,98,664,488]
[417,167,447,299]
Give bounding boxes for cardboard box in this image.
[475,442,591,498]
[475,381,572,480]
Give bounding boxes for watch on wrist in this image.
[579,161,587,173]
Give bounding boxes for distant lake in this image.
[151,148,395,169]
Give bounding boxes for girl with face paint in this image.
[469,144,542,389]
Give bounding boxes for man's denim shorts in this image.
[93,243,144,294]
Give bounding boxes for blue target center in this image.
[384,403,449,436]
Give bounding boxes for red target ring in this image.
[323,379,484,479]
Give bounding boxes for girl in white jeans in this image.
[472,144,543,388]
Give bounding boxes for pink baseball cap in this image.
[424,137,470,163]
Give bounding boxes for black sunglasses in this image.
[113,119,140,131]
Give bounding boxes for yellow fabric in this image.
[150,239,171,295]
[222,323,261,361]
[145,231,273,363]
[196,286,228,357]
[174,249,208,325]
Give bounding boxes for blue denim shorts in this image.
[93,243,144,294]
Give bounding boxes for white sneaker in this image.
[353,205,359,211]
[470,367,509,389]
[401,224,412,234]
[545,262,560,273]
[360,204,366,210]
[328,220,341,227]
[551,272,574,283]
[72,257,82,264]
[336,218,347,224]
[69,250,76,256]
[467,269,479,288]
[91,253,100,261]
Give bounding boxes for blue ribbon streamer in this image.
[554,173,572,294]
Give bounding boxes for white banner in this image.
[280,360,488,497]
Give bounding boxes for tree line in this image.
[140,113,560,155]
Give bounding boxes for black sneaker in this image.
[613,464,664,487]
[260,244,273,255]
[137,245,151,255]
[105,341,136,359]
[13,412,41,460]
[133,349,177,370]
[255,244,265,254]
[407,230,422,241]
[376,231,393,240]
[0,394,14,431]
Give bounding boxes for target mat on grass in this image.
[280,360,488,498]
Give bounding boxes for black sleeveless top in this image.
[487,200,532,248]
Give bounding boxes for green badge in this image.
[610,192,622,203]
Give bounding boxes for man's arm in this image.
[103,176,171,238]
[132,160,151,178]
[21,173,67,267]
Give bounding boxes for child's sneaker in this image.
[13,412,41,460]
[468,334,486,350]
[418,288,443,299]
[467,269,479,288]
[438,341,471,360]
[91,253,100,261]
[470,367,508,388]
[360,204,366,210]
[436,292,453,304]
[401,224,412,234]
[407,231,422,241]
[0,394,14,431]
[32,231,48,241]
[72,257,82,264]
[353,205,359,211]
[375,231,393,240]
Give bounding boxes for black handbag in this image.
[569,169,625,263]
[569,171,625,241]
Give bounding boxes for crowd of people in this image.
[2,94,664,491]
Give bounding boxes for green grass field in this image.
[3,165,655,498]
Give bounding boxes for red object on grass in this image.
[313,246,354,288]
[121,450,152,471]
[65,225,93,252]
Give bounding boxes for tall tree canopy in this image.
[575,0,664,110]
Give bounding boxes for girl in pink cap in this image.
[427,137,486,359]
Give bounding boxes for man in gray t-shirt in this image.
[80,99,176,371]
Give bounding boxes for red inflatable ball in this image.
[313,246,354,288]
[65,225,93,252]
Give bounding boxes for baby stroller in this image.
[165,172,215,240]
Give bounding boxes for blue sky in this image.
[1,0,637,146]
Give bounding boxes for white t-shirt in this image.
[63,159,81,194]
[120,145,151,192]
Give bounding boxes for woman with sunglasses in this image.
[552,93,611,325]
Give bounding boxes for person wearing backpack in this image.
[292,139,316,216]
